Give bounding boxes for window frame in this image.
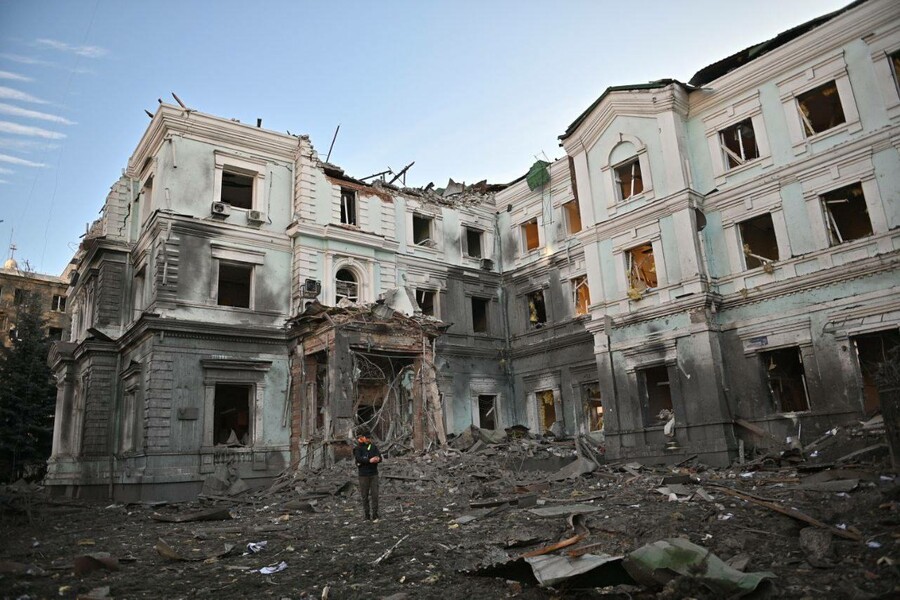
[525,289,548,329]
[412,213,435,247]
[562,200,582,236]
[463,226,483,258]
[335,268,360,304]
[820,182,874,247]
[737,213,779,271]
[613,156,644,201]
[216,261,255,309]
[51,294,66,312]
[213,151,266,213]
[571,274,590,317]
[470,296,490,334]
[520,217,541,254]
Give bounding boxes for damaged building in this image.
[46,0,900,499]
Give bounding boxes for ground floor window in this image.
[853,330,900,415]
[477,394,497,429]
[537,389,556,433]
[582,382,603,432]
[639,365,672,426]
[214,383,251,446]
[760,347,809,413]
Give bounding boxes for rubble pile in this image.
[1,421,898,599]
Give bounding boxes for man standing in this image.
[353,428,382,521]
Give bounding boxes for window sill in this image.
[715,156,773,185]
[792,120,861,154]
[828,232,874,248]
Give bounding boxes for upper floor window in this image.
[719,119,760,170]
[335,268,359,303]
[738,214,778,270]
[572,275,590,316]
[218,262,253,309]
[48,327,63,341]
[340,188,357,226]
[521,218,540,253]
[563,200,582,235]
[526,290,547,329]
[614,158,643,200]
[822,183,872,246]
[52,294,66,312]
[214,151,265,214]
[416,289,435,317]
[891,50,900,93]
[13,289,23,305]
[412,214,434,246]
[221,170,254,209]
[626,243,657,295]
[464,227,483,258]
[471,297,489,333]
[797,81,846,137]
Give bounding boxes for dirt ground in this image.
[2,424,899,600]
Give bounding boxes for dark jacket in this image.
[354,441,382,476]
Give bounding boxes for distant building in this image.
[46,0,900,500]
[0,257,70,347]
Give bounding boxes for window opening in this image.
[471,297,489,333]
[797,81,846,137]
[416,289,435,316]
[478,395,497,429]
[614,158,643,200]
[582,382,603,432]
[640,365,672,426]
[821,183,872,246]
[221,170,253,209]
[563,200,582,235]
[572,275,590,316]
[218,262,252,308]
[537,390,556,433]
[52,294,66,312]
[521,218,540,252]
[340,188,357,225]
[465,227,483,258]
[132,268,146,318]
[214,383,251,446]
[335,269,359,303]
[719,119,760,169]
[738,213,778,270]
[853,330,900,415]
[626,243,657,296]
[892,50,900,93]
[527,289,547,328]
[761,347,810,413]
[14,289,23,305]
[412,214,434,246]
[48,327,63,341]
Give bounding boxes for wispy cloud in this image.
[0,179,9,184]
[0,103,75,125]
[0,70,33,82]
[35,39,108,59]
[0,167,13,174]
[0,86,48,104]
[0,153,47,167]
[0,137,60,152]
[0,121,65,139]
[0,53,55,67]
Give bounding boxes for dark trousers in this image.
[359,475,379,519]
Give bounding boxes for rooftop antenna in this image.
[325,124,340,164]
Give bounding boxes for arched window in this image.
[335,269,359,303]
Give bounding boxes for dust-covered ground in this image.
[2,425,899,600]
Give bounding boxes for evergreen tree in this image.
[0,289,57,481]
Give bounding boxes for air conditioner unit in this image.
[302,278,321,297]
[479,258,494,271]
[247,210,266,224]
[211,201,231,217]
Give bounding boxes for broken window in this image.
[335,269,359,303]
[892,50,900,93]
[614,158,643,200]
[572,275,590,316]
[47,327,63,341]
[521,218,540,252]
[478,395,497,430]
[51,294,66,312]
[626,243,657,295]
[416,289,435,317]
[797,81,846,137]
[563,200,582,235]
[340,187,357,225]
[465,227,483,258]
[217,262,252,308]
[527,289,547,328]
[471,297,489,333]
[537,389,556,433]
[853,330,900,415]
[761,347,809,413]
[719,119,760,169]
[821,183,873,246]
[738,213,778,270]
[214,383,251,446]
[639,365,672,426]
[13,288,23,305]
[413,214,433,246]
[582,382,603,432]
[221,170,253,209]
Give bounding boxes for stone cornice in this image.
[287,221,400,253]
[117,315,288,349]
[145,211,291,253]
[580,188,704,244]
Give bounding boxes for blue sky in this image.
[0,0,850,275]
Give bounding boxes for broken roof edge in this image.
[286,300,450,337]
[687,0,869,88]
[559,79,689,142]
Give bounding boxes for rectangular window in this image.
[626,243,657,293]
[416,289,435,317]
[471,297,489,333]
[761,347,809,413]
[822,183,873,246]
[853,330,900,415]
[892,50,900,93]
[526,289,547,328]
[537,389,556,433]
[797,80,846,137]
[214,383,251,446]
[340,188,357,225]
[478,395,497,430]
[465,227,483,258]
[521,218,540,252]
[47,327,63,341]
[14,289,24,305]
[582,382,603,432]
[132,268,146,320]
[52,294,66,312]
[412,214,433,246]
[572,275,590,316]
[614,158,643,200]
[217,262,252,308]
[639,365,672,426]
[221,170,254,209]
[563,200,582,235]
[738,213,778,270]
[719,119,760,169]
